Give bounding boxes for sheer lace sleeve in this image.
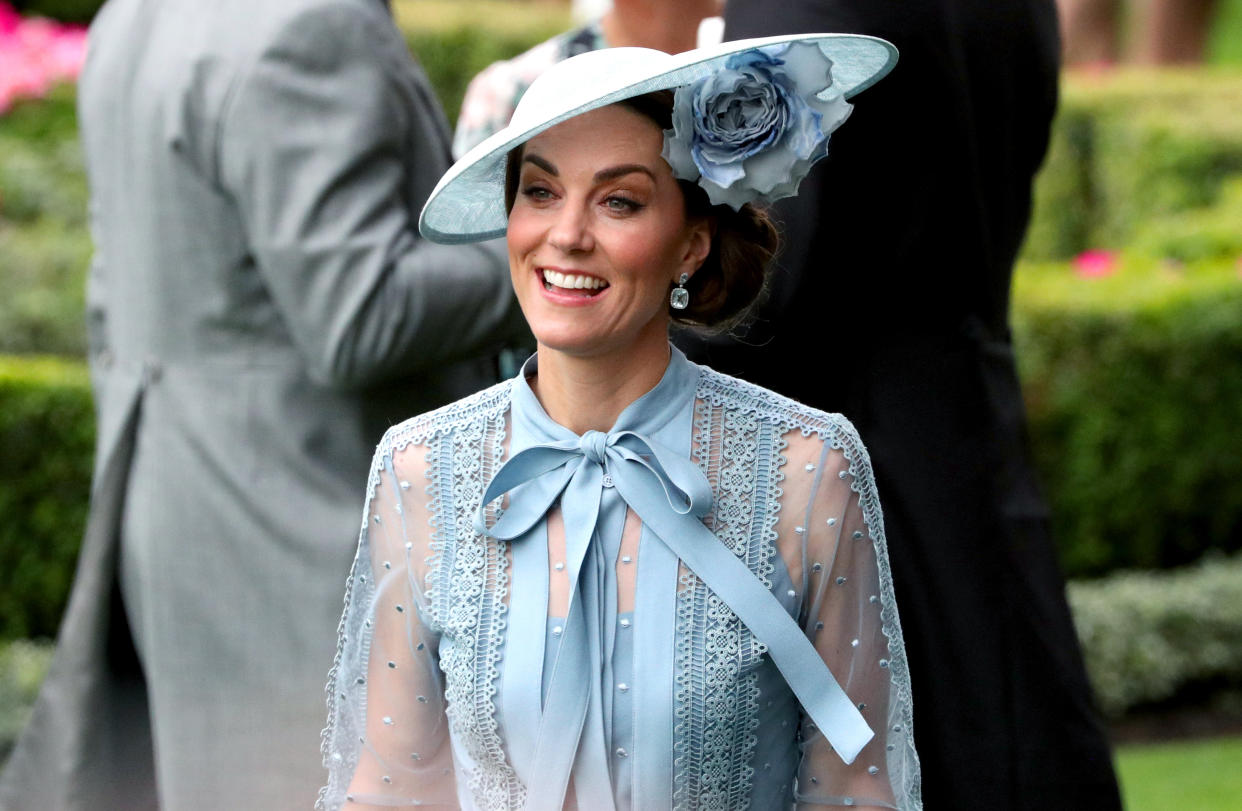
[319,434,458,810]
[778,421,920,810]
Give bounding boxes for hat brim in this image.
[419,33,898,245]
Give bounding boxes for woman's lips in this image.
[538,268,610,304]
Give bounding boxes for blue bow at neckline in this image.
[473,350,874,810]
[475,428,712,544]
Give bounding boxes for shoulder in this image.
[693,363,878,486]
[694,364,865,450]
[211,0,411,107]
[377,378,514,459]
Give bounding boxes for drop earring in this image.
[670,273,690,310]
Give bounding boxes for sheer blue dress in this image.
[320,347,921,810]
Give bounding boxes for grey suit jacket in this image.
[0,0,526,808]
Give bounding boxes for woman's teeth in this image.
[543,269,607,291]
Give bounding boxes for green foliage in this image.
[1014,258,1242,576]
[1068,554,1242,718]
[0,356,94,641]
[0,88,90,356]
[11,0,102,24]
[0,639,53,766]
[1210,0,1242,65]
[407,26,562,126]
[401,5,567,125]
[1023,71,1242,262]
[1116,736,1242,811]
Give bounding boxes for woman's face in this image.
[506,104,711,361]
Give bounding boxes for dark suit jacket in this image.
[678,2,1122,808]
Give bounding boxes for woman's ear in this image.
[682,216,714,273]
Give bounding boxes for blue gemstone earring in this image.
[670,273,690,310]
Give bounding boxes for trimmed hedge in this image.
[0,356,93,641]
[0,87,89,357]
[1023,71,1242,262]
[1069,554,1242,718]
[1014,255,1242,577]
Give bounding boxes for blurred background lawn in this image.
[3,0,1242,805]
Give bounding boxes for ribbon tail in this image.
[479,454,577,539]
[615,472,875,764]
[525,589,592,811]
[612,432,713,517]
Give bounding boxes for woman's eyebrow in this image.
[594,164,656,183]
[522,153,557,175]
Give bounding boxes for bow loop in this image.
[477,428,714,541]
[610,431,712,519]
[578,430,610,465]
[474,441,582,539]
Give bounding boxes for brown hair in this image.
[503,91,779,332]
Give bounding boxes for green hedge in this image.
[0,87,89,357]
[0,357,94,641]
[1014,255,1242,577]
[1023,71,1242,261]
[1069,554,1242,718]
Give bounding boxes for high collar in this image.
[511,345,699,450]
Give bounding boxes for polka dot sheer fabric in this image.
[319,350,921,810]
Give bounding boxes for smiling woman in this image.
[320,34,921,811]
[506,105,709,367]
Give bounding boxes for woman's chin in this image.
[533,331,613,358]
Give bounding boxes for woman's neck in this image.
[530,335,672,435]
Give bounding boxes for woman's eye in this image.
[604,195,642,213]
[522,186,554,201]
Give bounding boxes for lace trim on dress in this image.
[672,380,791,809]
[696,368,922,810]
[319,380,526,810]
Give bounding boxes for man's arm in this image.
[219,2,528,390]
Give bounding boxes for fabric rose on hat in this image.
[662,42,852,210]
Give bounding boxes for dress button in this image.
[615,747,628,758]
[619,618,631,628]
[617,683,629,692]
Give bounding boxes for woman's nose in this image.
[547,203,593,254]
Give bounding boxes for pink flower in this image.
[0,2,89,114]
[45,26,88,79]
[1072,249,1118,279]
[0,3,21,36]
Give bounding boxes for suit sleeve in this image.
[218,3,528,390]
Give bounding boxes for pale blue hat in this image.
[419,33,898,244]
